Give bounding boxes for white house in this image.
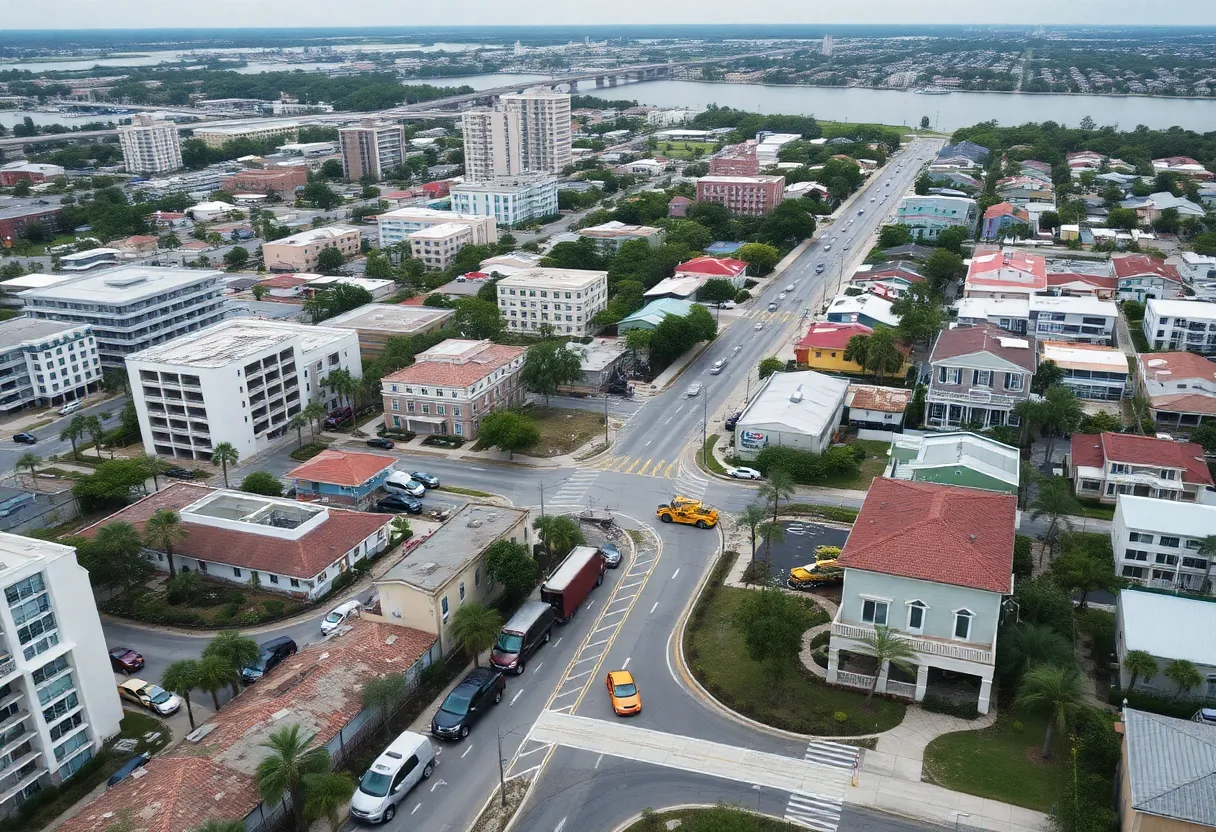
[1038,341,1130,401]
[1116,590,1216,700]
[1112,494,1216,594]
[1143,298,1216,354]
[449,175,559,227]
[734,370,849,460]
[1028,295,1118,345]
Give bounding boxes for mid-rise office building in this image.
[407,223,475,270]
[450,175,559,227]
[461,91,571,183]
[0,318,101,413]
[695,175,785,216]
[192,122,299,149]
[376,206,497,248]
[19,267,228,366]
[127,318,360,462]
[0,532,123,817]
[339,119,407,181]
[261,226,361,273]
[496,267,608,337]
[118,114,182,174]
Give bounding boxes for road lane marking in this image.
[622,657,631,669]
[594,753,603,770]
[411,805,420,815]
[617,580,644,590]
[671,568,680,580]
[566,669,594,681]
[552,688,581,700]
[510,690,523,706]
[638,459,654,476]
[534,662,543,671]
[650,602,658,614]
[626,459,642,474]
[556,817,567,832]
[461,746,473,758]
[585,600,595,610]
[663,462,676,477]
[554,637,562,648]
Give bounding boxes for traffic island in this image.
[615,806,806,832]
[468,775,533,832]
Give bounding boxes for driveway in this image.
[756,519,849,579]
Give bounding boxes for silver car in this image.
[685,382,704,397]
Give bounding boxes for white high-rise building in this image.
[118,114,182,174]
[0,532,123,817]
[127,318,361,462]
[822,35,834,57]
[461,90,571,183]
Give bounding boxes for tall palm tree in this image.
[1198,535,1216,594]
[59,415,87,458]
[255,725,342,832]
[857,626,918,702]
[1013,663,1087,759]
[142,454,170,492]
[757,468,796,524]
[1030,476,1079,563]
[162,659,201,731]
[15,452,41,486]
[450,602,504,667]
[322,368,357,414]
[736,503,767,563]
[1122,649,1159,694]
[302,770,356,830]
[302,401,326,437]
[288,412,308,450]
[196,653,237,711]
[757,520,785,566]
[1012,398,1046,448]
[1164,658,1203,701]
[211,442,240,488]
[192,821,246,832]
[144,508,188,579]
[95,521,147,608]
[202,632,261,697]
[82,414,104,459]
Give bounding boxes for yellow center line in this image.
[663,462,676,478]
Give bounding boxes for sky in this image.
[8,1,1216,31]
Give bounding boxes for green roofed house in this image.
[885,431,1020,495]
[616,298,696,333]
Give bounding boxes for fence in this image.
[0,482,79,536]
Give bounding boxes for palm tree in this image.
[192,821,246,832]
[142,454,170,492]
[302,770,356,830]
[450,602,503,667]
[757,520,785,566]
[1198,535,1216,594]
[322,368,356,412]
[1013,663,1087,759]
[144,508,188,579]
[361,674,408,731]
[162,659,201,731]
[15,452,41,486]
[95,521,147,607]
[1122,649,1159,694]
[196,653,237,711]
[864,326,902,382]
[59,415,87,458]
[737,503,767,563]
[256,725,348,832]
[1012,398,1046,448]
[83,414,104,459]
[857,626,918,702]
[1164,658,1202,701]
[302,401,326,437]
[757,468,796,524]
[843,334,871,372]
[1030,476,1079,563]
[211,442,240,488]
[997,623,1073,685]
[289,412,308,449]
[1129,394,1154,435]
[202,632,260,697]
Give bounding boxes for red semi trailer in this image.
[540,545,605,622]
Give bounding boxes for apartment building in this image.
[1029,295,1118,344]
[963,249,1048,299]
[376,206,497,248]
[461,110,521,182]
[1137,352,1216,430]
[381,339,526,439]
[0,318,101,413]
[220,168,307,200]
[926,323,1035,429]
[261,225,361,273]
[577,221,665,254]
[0,206,62,243]
[339,119,407,181]
[461,91,571,183]
[19,267,228,366]
[192,122,299,149]
[117,114,182,174]
[709,141,760,176]
[496,268,609,337]
[1069,432,1213,505]
[1113,495,1216,594]
[695,175,785,216]
[0,533,123,817]
[1038,341,1130,401]
[1143,298,1216,354]
[127,318,360,462]
[408,222,475,270]
[895,195,979,240]
[449,175,559,226]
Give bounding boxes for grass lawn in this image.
[437,484,495,499]
[703,433,727,475]
[816,440,891,490]
[517,406,605,458]
[624,807,807,832]
[686,584,905,735]
[1074,498,1116,520]
[656,140,718,160]
[782,504,859,524]
[922,714,1063,812]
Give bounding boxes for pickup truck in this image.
[540,546,605,622]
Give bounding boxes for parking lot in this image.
[761,519,849,581]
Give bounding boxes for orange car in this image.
[606,670,641,716]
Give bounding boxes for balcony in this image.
[927,386,1022,408]
[831,620,994,665]
[0,762,46,807]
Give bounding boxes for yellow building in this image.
[795,322,874,372]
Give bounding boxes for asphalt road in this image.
[0,394,127,477]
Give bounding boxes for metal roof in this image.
[1119,588,1216,668]
[1123,708,1216,827]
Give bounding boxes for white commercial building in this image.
[376,206,497,248]
[407,222,474,270]
[0,318,101,413]
[19,267,228,366]
[461,90,572,183]
[450,175,559,227]
[1143,298,1216,354]
[1113,494,1216,594]
[734,370,850,460]
[755,132,802,167]
[577,221,665,254]
[496,268,608,337]
[127,318,360,462]
[0,533,123,815]
[1174,251,1216,300]
[118,114,182,174]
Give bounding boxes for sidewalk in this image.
[845,773,1047,832]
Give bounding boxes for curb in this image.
[608,804,786,832]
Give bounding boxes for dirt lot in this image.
[518,406,606,458]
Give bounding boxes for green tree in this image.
[731,586,810,689]
[736,242,780,275]
[1040,385,1083,460]
[1014,664,1087,759]
[303,401,327,437]
[144,508,187,579]
[757,357,784,379]
[758,468,796,524]
[877,224,913,249]
[202,631,261,697]
[857,625,918,702]
[83,414,104,459]
[757,520,785,565]
[863,326,902,381]
[450,602,503,667]
[211,442,240,488]
[1122,649,1158,694]
[195,653,237,711]
[88,521,151,609]
[935,226,969,255]
[1050,546,1121,610]
[360,673,408,731]
[521,341,584,407]
[240,471,284,497]
[914,173,932,195]
[16,452,41,485]
[532,514,586,564]
[250,283,268,301]
[319,159,344,179]
[921,248,965,292]
[737,503,768,564]
[484,539,540,602]
[450,297,505,340]
[698,278,738,306]
[1191,422,1216,455]
[316,246,347,274]
[478,410,539,459]
[919,116,931,130]
[161,659,201,730]
[322,367,359,413]
[141,453,170,492]
[997,623,1074,688]
[1032,359,1065,395]
[843,334,870,371]
[223,246,249,271]
[72,458,156,511]
[1164,658,1203,700]
[663,219,713,251]
[289,412,309,449]
[255,725,355,832]
[1030,477,1080,563]
[301,181,341,210]
[1198,535,1216,594]
[684,303,717,342]
[1106,207,1140,231]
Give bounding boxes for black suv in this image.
[430,668,505,741]
[724,412,742,432]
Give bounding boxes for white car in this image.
[754,322,764,330]
[728,467,763,480]
[685,382,704,397]
[778,292,787,300]
[785,284,795,292]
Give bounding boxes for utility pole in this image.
[537,482,546,520]
[497,730,507,807]
[701,389,708,464]
[603,394,609,446]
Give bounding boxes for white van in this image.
[58,401,82,416]
[321,599,362,635]
[383,471,425,497]
[349,731,435,824]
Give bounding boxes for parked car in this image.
[606,670,642,716]
[164,467,197,480]
[684,382,703,397]
[350,731,436,824]
[409,472,440,488]
[241,636,298,683]
[721,300,737,309]
[728,466,763,480]
[377,494,422,515]
[321,600,362,635]
[384,472,425,497]
[724,412,742,431]
[12,433,36,445]
[109,648,144,674]
[324,406,354,429]
[599,542,622,568]
[58,401,82,416]
[108,754,149,788]
[118,679,182,715]
[430,668,505,740]
[490,600,556,675]
[366,437,394,450]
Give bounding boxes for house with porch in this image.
[1067,432,1214,505]
[288,449,398,509]
[926,323,1035,430]
[1137,352,1216,431]
[827,479,1016,715]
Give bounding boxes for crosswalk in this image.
[548,470,599,507]
[581,455,709,500]
[782,740,857,831]
[803,739,860,770]
[739,307,808,325]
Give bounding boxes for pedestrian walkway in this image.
[547,470,600,508]
[785,792,845,831]
[585,454,681,478]
[802,738,860,771]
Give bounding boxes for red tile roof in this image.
[798,321,873,350]
[965,250,1047,289]
[384,341,524,388]
[1149,392,1216,417]
[1070,433,1106,470]
[1139,352,1216,382]
[1045,272,1118,292]
[1111,254,1181,282]
[1071,432,1213,485]
[930,322,1036,371]
[258,274,310,289]
[838,479,1016,593]
[288,449,396,487]
[983,202,1016,219]
[675,257,748,278]
[79,483,391,579]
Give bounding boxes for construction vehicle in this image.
[787,546,844,590]
[656,495,720,529]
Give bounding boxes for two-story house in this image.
[827,479,1016,715]
[895,195,979,240]
[1028,295,1118,345]
[1137,352,1216,431]
[1113,495,1216,594]
[926,323,1036,430]
[885,432,1020,494]
[380,339,525,440]
[1112,255,1183,302]
[1143,299,1216,354]
[1067,432,1214,505]
[962,250,1047,300]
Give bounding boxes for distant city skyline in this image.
[8,3,1216,31]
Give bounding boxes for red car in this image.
[109,648,144,674]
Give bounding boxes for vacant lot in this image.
[518,406,605,458]
[657,140,718,159]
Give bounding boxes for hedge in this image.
[752,444,861,485]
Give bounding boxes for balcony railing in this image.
[835,670,875,691]
[0,657,14,680]
[832,621,995,664]
[928,387,1022,407]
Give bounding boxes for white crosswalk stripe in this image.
[803,739,859,770]
[550,471,599,506]
[784,792,844,832]
[672,462,709,501]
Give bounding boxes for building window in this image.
[953,609,974,641]
[474,568,481,588]
[861,598,888,626]
[458,581,465,602]
[269,574,279,584]
[290,578,300,588]
[906,601,926,633]
[441,596,450,622]
[1129,532,1153,544]
[234,567,242,577]
[1160,536,1180,548]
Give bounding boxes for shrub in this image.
[166,571,203,605]
[833,711,848,723]
[421,434,464,448]
[1013,535,1034,580]
[263,599,286,617]
[812,648,828,669]
[1013,720,1024,733]
[810,631,831,650]
[734,289,751,303]
[744,279,759,289]
[289,440,331,461]
[1110,687,1204,719]
[1078,609,1116,663]
[753,444,861,484]
[921,693,981,719]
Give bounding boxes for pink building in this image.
[709,141,759,176]
[222,167,308,200]
[695,175,785,216]
[668,196,692,218]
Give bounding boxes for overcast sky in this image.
[10,2,1214,31]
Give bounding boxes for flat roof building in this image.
[1039,341,1130,401]
[577,220,665,254]
[262,225,361,273]
[325,303,454,355]
[339,119,407,181]
[735,370,849,459]
[496,267,608,337]
[450,175,559,227]
[192,121,299,149]
[695,174,785,216]
[118,114,182,174]
[461,90,571,183]
[0,317,101,412]
[376,206,497,248]
[407,222,475,271]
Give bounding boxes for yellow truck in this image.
[656,495,720,529]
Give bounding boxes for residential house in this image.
[1029,295,1118,344]
[1113,255,1183,302]
[1039,341,1130,401]
[926,323,1035,429]
[885,432,1020,494]
[1068,432,1213,504]
[667,196,692,218]
[562,338,629,393]
[895,195,979,241]
[373,504,530,653]
[734,370,849,459]
[963,250,1047,299]
[381,339,526,439]
[643,274,712,301]
[795,322,873,372]
[980,202,1030,241]
[1152,156,1213,180]
[881,243,938,263]
[954,297,1029,335]
[1117,593,1216,700]
[935,140,989,167]
[1137,352,1216,430]
[288,449,398,509]
[1144,299,1216,354]
[827,479,1015,715]
[1118,706,1216,832]
[845,384,911,431]
[1044,271,1118,299]
[674,257,750,288]
[927,171,982,191]
[261,225,361,273]
[850,262,925,299]
[617,298,695,333]
[1113,495,1216,593]
[825,293,899,329]
[995,176,1054,204]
